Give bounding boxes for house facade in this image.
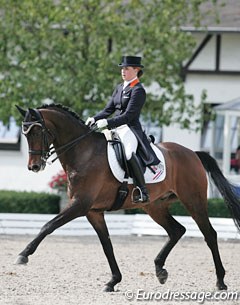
[163,29,240,147]
[162,0,240,181]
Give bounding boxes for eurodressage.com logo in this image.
[124,289,240,303]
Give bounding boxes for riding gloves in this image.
[85,117,95,127]
[96,119,108,129]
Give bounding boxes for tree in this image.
[0,0,217,128]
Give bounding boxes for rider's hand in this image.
[85,117,95,127]
[96,119,108,129]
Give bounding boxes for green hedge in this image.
[169,198,231,218]
[125,198,232,218]
[0,190,60,214]
[0,190,233,218]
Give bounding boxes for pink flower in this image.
[49,170,67,191]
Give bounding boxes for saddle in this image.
[107,135,165,211]
[110,134,157,176]
[107,139,130,211]
[109,139,129,176]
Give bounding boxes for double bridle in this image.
[22,108,96,167]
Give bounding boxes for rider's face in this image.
[121,66,138,81]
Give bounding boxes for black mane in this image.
[38,103,85,124]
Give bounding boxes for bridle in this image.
[22,109,53,169]
[22,108,97,167]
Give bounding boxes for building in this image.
[162,0,240,171]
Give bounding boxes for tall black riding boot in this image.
[128,153,149,203]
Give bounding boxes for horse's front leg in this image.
[15,201,89,264]
[86,211,122,292]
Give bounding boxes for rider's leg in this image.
[116,125,149,203]
[115,125,138,159]
[128,153,149,203]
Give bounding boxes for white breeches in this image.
[115,125,138,160]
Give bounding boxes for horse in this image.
[15,103,240,292]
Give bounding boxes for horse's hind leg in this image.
[144,203,186,285]
[192,209,227,290]
[181,195,227,290]
[87,211,122,292]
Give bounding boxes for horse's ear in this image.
[28,108,39,120]
[28,108,35,116]
[15,105,27,118]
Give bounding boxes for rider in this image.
[86,56,159,203]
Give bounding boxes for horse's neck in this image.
[59,132,106,172]
[46,111,86,146]
[45,110,106,167]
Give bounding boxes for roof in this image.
[183,0,240,32]
[214,97,240,113]
[181,26,240,33]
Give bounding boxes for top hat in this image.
[118,56,144,68]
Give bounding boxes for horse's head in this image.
[16,105,53,172]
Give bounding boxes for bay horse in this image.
[15,104,240,292]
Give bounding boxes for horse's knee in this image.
[169,223,186,241]
[203,226,218,247]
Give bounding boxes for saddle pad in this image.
[107,143,166,184]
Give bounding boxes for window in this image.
[201,104,239,159]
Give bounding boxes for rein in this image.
[47,127,97,164]
[22,108,97,165]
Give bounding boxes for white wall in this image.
[0,134,62,192]
[162,32,240,151]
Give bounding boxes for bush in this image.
[125,198,232,218]
[0,190,232,217]
[169,199,231,218]
[0,190,60,214]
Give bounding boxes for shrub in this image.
[0,190,60,214]
[169,199,231,218]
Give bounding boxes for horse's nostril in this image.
[32,164,41,172]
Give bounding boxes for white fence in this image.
[0,213,239,240]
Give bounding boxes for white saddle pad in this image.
[107,142,166,184]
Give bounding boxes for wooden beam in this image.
[181,34,213,80]
[183,34,213,69]
[186,70,240,76]
[216,34,221,71]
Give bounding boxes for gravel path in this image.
[0,234,239,305]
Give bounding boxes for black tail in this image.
[196,151,240,232]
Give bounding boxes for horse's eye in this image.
[31,130,41,137]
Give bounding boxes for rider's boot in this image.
[128,153,149,203]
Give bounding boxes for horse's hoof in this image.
[217,280,227,290]
[14,255,28,265]
[103,285,114,292]
[156,268,168,284]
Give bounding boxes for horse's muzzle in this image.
[28,163,45,172]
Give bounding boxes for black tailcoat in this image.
[94,80,159,166]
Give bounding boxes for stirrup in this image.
[131,186,149,203]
